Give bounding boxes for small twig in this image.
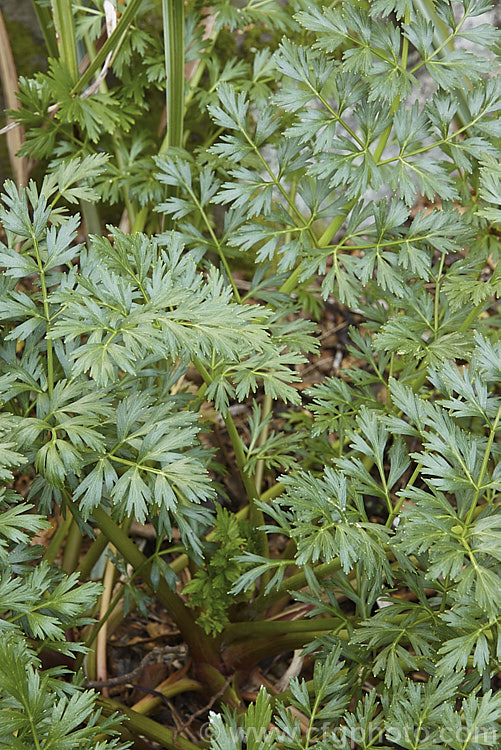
[173,675,233,742]
[85,645,187,688]
[0,104,58,137]
[0,120,19,136]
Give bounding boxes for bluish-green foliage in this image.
[1,0,501,747]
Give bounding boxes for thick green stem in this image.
[158,15,219,153]
[131,206,149,234]
[317,199,357,248]
[223,625,348,671]
[80,201,101,239]
[72,0,144,95]
[50,0,78,79]
[244,559,343,619]
[223,411,269,568]
[91,505,220,669]
[61,517,83,574]
[82,32,136,229]
[42,512,73,565]
[223,617,345,642]
[31,1,58,57]
[97,696,201,750]
[76,530,109,580]
[132,677,203,715]
[224,415,262,512]
[162,0,184,152]
[260,481,285,503]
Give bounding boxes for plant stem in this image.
[180,179,240,301]
[80,201,102,238]
[279,199,357,297]
[223,626,347,671]
[457,300,488,333]
[97,696,201,750]
[260,481,285,503]
[224,413,260,506]
[223,617,345,641]
[254,392,272,495]
[31,233,54,395]
[77,529,109,579]
[132,676,203,715]
[43,512,73,565]
[31,1,58,57]
[317,199,358,248]
[193,358,265,535]
[61,517,83,573]
[132,672,203,716]
[223,411,268,558]
[244,558,343,618]
[96,555,116,691]
[72,0,143,95]
[465,405,501,525]
[162,0,184,152]
[90,504,221,670]
[386,463,422,528]
[433,253,446,337]
[132,206,149,234]
[82,32,136,229]
[50,0,78,80]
